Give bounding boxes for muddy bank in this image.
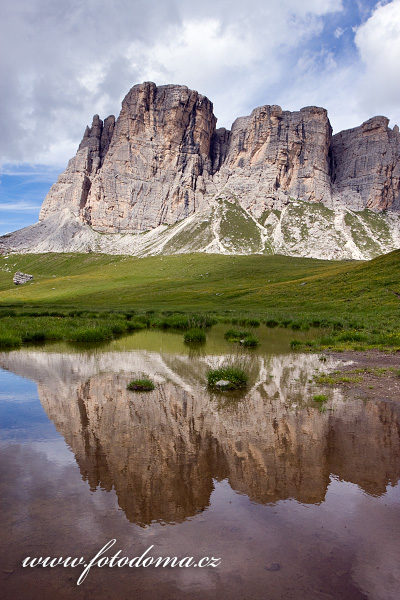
[322,350,400,403]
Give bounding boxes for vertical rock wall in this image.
[331,117,400,211]
[38,82,400,234]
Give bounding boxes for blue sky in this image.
[1,0,400,235]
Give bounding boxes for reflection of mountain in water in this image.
[1,350,399,526]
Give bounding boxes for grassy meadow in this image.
[0,250,399,351]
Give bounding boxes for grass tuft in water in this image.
[224,329,250,341]
[313,394,328,403]
[127,378,155,392]
[224,329,259,346]
[265,319,279,328]
[242,334,259,347]
[207,366,248,390]
[22,331,47,344]
[0,333,22,348]
[184,328,206,343]
[290,339,302,349]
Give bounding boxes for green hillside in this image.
[0,251,398,315]
[0,251,399,350]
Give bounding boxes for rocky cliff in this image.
[40,83,216,233]
[2,81,400,258]
[331,117,400,211]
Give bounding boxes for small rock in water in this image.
[215,380,231,388]
[265,562,280,572]
[13,271,33,285]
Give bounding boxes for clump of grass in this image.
[290,339,302,349]
[0,334,22,348]
[242,318,260,327]
[126,320,147,332]
[224,329,259,347]
[22,331,47,344]
[127,378,155,392]
[150,312,217,331]
[242,334,259,347]
[110,322,128,335]
[70,327,113,342]
[313,394,328,403]
[184,328,206,343]
[150,314,189,329]
[339,375,363,383]
[265,319,279,328]
[337,331,368,342]
[207,366,248,390]
[224,329,250,341]
[314,372,363,385]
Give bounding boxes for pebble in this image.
[265,562,280,572]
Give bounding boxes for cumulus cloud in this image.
[271,0,400,133]
[354,0,400,122]
[0,0,343,167]
[2,0,400,170]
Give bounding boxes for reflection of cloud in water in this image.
[351,485,400,600]
[0,349,399,528]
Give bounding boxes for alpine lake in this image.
[1,324,399,600]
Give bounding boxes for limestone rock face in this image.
[39,114,115,221]
[34,81,400,240]
[86,83,216,233]
[331,116,400,211]
[211,105,332,218]
[42,82,217,233]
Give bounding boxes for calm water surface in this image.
[1,326,399,600]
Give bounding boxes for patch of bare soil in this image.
[325,350,400,403]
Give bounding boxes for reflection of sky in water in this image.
[0,369,58,442]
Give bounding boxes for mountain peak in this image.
[2,82,400,259]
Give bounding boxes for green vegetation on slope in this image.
[0,250,399,351]
[0,252,345,309]
[216,199,262,253]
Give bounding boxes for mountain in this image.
[1,82,400,259]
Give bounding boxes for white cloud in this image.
[0,0,344,166]
[354,0,400,124]
[269,0,400,133]
[0,202,42,211]
[3,0,400,168]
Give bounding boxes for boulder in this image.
[13,271,33,285]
